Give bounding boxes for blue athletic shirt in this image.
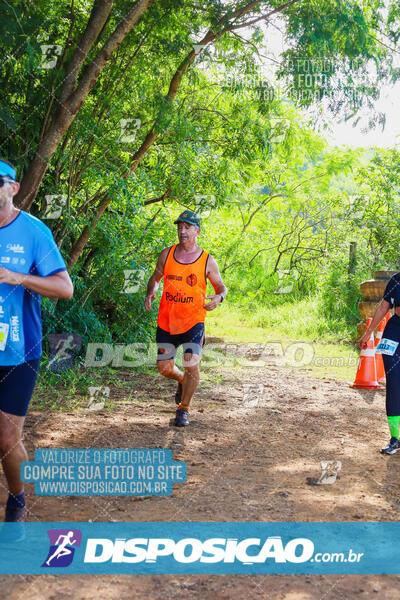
[0,210,66,365]
[383,273,400,309]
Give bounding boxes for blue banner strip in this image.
[0,522,398,574]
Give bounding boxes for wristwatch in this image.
[219,294,224,303]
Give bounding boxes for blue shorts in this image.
[0,359,40,416]
[156,323,205,361]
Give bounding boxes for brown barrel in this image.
[360,280,387,301]
[357,269,398,337]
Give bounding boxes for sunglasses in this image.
[0,176,15,187]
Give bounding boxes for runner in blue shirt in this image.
[0,159,73,531]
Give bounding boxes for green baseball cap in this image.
[174,210,201,227]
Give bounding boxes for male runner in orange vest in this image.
[145,210,227,426]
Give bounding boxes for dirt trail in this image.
[1,356,400,599]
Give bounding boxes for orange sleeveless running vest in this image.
[157,244,209,335]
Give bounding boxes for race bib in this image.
[0,323,9,351]
[376,338,399,356]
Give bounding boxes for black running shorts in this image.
[0,358,40,416]
[156,323,205,361]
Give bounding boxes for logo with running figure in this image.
[42,529,82,567]
[186,273,197,287]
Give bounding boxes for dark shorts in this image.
[156,323,205,361]
[0,358,40,416]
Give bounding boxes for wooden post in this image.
[348,242,357,283]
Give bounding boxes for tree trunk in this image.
[347,241,357,290]
[67,193,111,268]
[66,0,299,267]
[15,0,155,210]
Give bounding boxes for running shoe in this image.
[380,437,400,455]
[174,408,189,427]
[175,382,183,405]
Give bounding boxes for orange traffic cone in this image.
[350,318,383,389]
[375,314,387,383]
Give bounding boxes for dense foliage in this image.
[1,0,399,350]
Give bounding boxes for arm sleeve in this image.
[383,276,397,309]
[33,226,67,277]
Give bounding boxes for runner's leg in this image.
[156,326,183,385]
[0,358,40,519]
[178,323,204,409]
[0,412,27,495]
[157,358,184,385]
[179,352,200,409]
[381,315,400,452]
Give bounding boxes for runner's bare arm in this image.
[358,298,390,349]
[0,267,73,299]
[204,255,227,311]
[145,247,169,311]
